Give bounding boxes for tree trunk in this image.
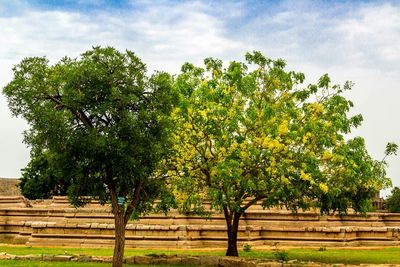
[113,207,126,267]
[108,180,143,267]
[224,207,242,257]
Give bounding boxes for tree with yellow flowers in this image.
[166,52,396,256]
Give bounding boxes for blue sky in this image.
[1,0,400,196]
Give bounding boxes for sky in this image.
[0,0,399,196]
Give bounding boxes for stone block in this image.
[90,223,99,228]
[91,256,112,263]
[219,256,244,267]
[134,255,152,265]
[20,254,43,261]
[150,257,170,265]
[97,224,108,229]
[255,262,281,267]
[75,255,92,262]
[181,256,201,265]
[239,260,259,267]
[164,257,183,265]
[200,255,219,266]
[124,256,135,264]
[52,255,73,261]
[77,224,91,229]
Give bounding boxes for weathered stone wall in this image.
[0,196,399,248]
[0,178,21,196]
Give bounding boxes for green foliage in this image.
[3,46,176,211]
[273,250,289,262]
[167,51,394,256]
[243,243,252,253]
[386,187,400,213]
[3,46,177,266]
[385,142,398,157]
[168,51,392,215]
[318,137,394,214]
[19,151,68,199]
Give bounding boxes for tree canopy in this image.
[166,52,395,256]
[386,187,400,213]
[3,47,176,267]
[19,150,69,199]
[4,48,396,260]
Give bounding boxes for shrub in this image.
[273,250,289,262]
[243,243,252,252]
[386,187,400,213]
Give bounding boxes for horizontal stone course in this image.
[0,196,399,248]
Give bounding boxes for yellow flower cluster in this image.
[302,132,312,144]
[300,170,311,181]
[278,120,289,135]
[321,150,332,160]
[319,183,329,193]
[240,150,250,160]
[281,175,290,185]
[308,102,324,114]
[199,110,207,118]
[260,137,286,153]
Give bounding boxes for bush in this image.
[243,243,252,252]
[273,250,289,262]
[386,187,400,213]
[272,242,289,262]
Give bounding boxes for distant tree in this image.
[386,187,400,213]
[19,150,69,199]
[166,52,396,256]
[3,47,176,267]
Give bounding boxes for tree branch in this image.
[124,180,143,225]
[242,195,265,211]
[46,95,94,129]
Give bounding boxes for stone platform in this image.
[0,196,399,248]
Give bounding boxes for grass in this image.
[0,245,225,257]
[240,247,400,264]
[1,244,400,265]
[0,260,179,267]
[0,260,121,267]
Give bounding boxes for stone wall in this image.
[0,196,399,248]
[0,178,21,197]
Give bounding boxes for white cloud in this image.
[239,1,400,73]
[233,1,400,194]
[0,0,246,178]
[0,0,400,194]
[335,3,400,67]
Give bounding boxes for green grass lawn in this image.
[240,247,400,264]
[0,260,180,267]
[0,260,118,267]
[0,244,400,265]
[0,245,225,257]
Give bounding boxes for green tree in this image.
[19,150,69,199]
[386,187,400,213]
[3,47,176,267]
[166,52,394,256]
